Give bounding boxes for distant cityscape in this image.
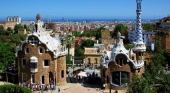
[0,0,170,93]
[0,18,158,22]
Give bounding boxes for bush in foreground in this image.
[0,84,31,93]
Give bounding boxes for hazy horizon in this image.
[0,0,169,21]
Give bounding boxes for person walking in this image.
[58,88,60,93]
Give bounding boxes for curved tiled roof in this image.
[100,33,145,69]
[15,16,67,58]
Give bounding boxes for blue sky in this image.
[0,0,170,20]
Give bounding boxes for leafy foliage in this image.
[142,23,155,31]
[75,46,84,57]
[14,24,23,33]
[66,55,72,64]
[124,43,132,50]
[75,39,95,57]
[81,39,96,48]
[9,34,26,45]
[0,25,4,31]
[112,24,127,38]
[127,42,170,93]
[64,34,74,56]
[96,26,105,39]
[72,26,104,40]
[23,24,30,31]
[0,84,31,93]
[0,42,16,70]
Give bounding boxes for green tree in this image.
[6,27,12,32]
[64,34,74,56]
[124,43,132,50]
[81,39,96,48]
[9,34,26,45]
[142,24,155,31]
[6,27,13,35]
[0,42,16,82]
[112,24,127,38]
[0,30,7,35]
[0,84,31,93]
[0,35,9,42]
[128,42,170,93]
[24,24,30,31]
[75,46,84,57]
[14,24,23,33]
[0,25,4,31]
[96,26,105,39]
[66,55,72,64]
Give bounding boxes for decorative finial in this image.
[35,14,40,32]
[117,32,121,42]
[36,14,41,21]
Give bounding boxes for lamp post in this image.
[109,74,112,93]
[72,64,75,75]
[94,61,97,73]
[110,82,112,93]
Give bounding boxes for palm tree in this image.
[63,34,74,57]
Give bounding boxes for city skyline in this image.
[0,0,170,21]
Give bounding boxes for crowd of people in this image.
[18,82,56,92]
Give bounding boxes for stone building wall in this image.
[84,55,101,65]
[56,56,66,86]
[18,36,66,86]
[101,59,144,90]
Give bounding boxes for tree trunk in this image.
[6,71,8,82]
[68,43,70,57]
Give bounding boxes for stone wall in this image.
[18,36,66,86]
[101,59,144,90]
[56,56,66,86]
[84,55,101,65]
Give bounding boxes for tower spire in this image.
[132,0,146,52]
[135,0,143,43]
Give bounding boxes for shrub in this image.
[0,84,31,93]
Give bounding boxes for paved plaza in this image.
[0,66,128,93]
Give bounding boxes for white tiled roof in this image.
[15,20,67,58]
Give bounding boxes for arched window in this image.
[107,76,109,83]
[115,54,127,66]
[61,70,64,78]
[111,71,129,86]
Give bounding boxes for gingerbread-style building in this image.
[16,14,67,86]
[100,0,146,90]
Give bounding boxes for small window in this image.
[30,38,38,45]
[25,48,29,54]
[22,73,27,82]
[107,76,109,83]
[61,70,64,78]
[88,58,91,64]
[39,48,43,54]
[22,59,26,67]
[41,76,45,84]
[31,74,35,83]
[30,63,37,68]
[44,60,50,67]
[95,58,98,64]
[132,56,134,60]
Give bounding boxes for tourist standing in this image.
[58,88,60,93]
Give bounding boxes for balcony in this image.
[30,56,38,73]
[133,60,144,69]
